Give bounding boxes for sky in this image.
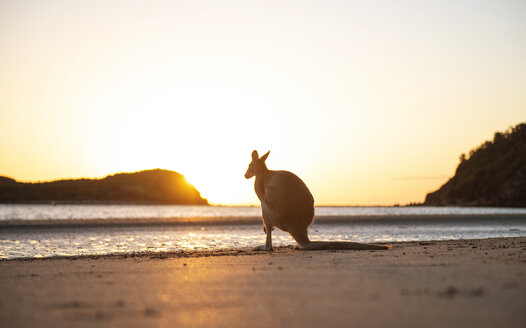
[1,0,525,205]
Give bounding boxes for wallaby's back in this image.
[262,170,314,232]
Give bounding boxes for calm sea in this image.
[1,204,525,259]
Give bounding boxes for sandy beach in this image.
[1,237,525,328]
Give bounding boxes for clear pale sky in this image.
[1,1,525,205]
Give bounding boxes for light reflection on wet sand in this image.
[1,221,525,259]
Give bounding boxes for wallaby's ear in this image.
[251,150,259,161]
[260,151,270,162]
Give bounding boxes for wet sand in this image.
[1,237,525,328]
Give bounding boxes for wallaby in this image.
[245,150,391,251]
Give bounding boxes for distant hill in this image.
[424,122,526,207]
[0,169,208,205]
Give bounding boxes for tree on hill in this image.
[425,122,526,207]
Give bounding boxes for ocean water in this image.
[1,205,525,259]
[2,204,526,221]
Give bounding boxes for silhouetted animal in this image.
[245,150,390,251]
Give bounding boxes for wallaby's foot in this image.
[253,245,274,252]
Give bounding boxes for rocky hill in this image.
[424,122,526,207]
[0,169,208,205]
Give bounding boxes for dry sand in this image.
[1,237,525,328]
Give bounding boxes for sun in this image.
[82,82,279,205]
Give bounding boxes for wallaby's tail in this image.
[301,241,391,250]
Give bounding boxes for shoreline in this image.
[0,236,523,262]
[1,237,524,327]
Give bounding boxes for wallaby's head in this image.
[244,150,270,179]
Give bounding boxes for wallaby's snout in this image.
[244,162,255,179]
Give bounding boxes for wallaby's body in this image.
[245,150,390,251]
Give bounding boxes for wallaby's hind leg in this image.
[265,227,273,251]
[253,225,274,251]
[289,227,310,249]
